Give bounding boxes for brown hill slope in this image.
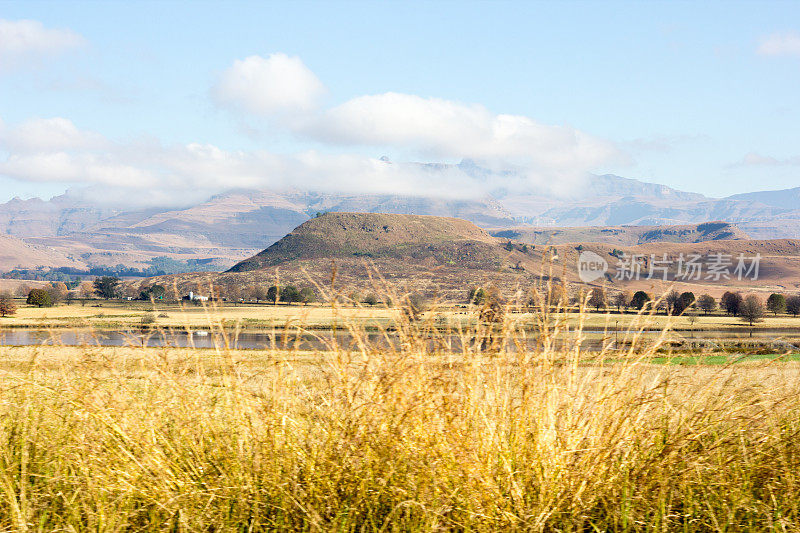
[491,221,749,246]
[0,234,82,271]
[228,212,503,272]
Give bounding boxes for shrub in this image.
[468,287,487,305]
[401,293,427,321]
[631,290,651,310]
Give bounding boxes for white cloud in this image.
[758,31,800,56]
[312,92,614,162]
[0,116,492,206]
[212,53,326,115]
[0,19,85,66]
[302,92,618,192]
[0,117,106,152]
[213,55,618,193]
[0,152,156,185]
[733,151,800,167]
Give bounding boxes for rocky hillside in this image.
[228,212,504,272]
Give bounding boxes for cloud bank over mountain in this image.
[0,48,621,206]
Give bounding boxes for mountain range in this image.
[1,161,800,272]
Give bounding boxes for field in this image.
[4,298,800,332]
[0,300,399,330]
[2,298,800,530]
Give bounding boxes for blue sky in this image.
[1,0,799,203]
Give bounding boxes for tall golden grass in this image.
[1,285,800,531]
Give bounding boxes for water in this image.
[0,328,370,351]
[3,327,800,352]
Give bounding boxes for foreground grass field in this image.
[2,299,800,531]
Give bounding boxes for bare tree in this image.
[588,288,606,311]
[740,294,765,326]
[612,291,629,312]
[48,282,68,305]
[78,281,94,305]
[15,284,30,298]
[0,292,16,317]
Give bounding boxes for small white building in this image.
[184,291,209,302]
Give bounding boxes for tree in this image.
[15,284,30,298]
[401,293,428,322]
[677,291,695,315]
[468,287,487,305]
[363,293,379,306]
[27,288,53,308]
[140,284,166,301]
[787,296,800,317]
[348,292,362,304]
[697,294,716,315]
[78,281,94,304]
[551,284,567,306]
[613,291,629,312]
[721,291,743,317]
[93,276,121,299]
[766,293,786,316]
[622,290,634,310]
[0,292,16,317]
[588,288,606,311]
[280,285,302,303]
[665,290,681,315]
[740,294,765,326]
[299,287,316,304]
[266,286,279,303]
[478,286,505,327]
[249,286,267,303]
[48,282,68,305]
[631,291,651,310]
[121,283,140,300]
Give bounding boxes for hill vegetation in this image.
[229,212,505,272]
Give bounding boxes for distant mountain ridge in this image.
[727,187,800,211]
[2,164,800,271]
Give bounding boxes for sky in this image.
[0,0,799,205]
